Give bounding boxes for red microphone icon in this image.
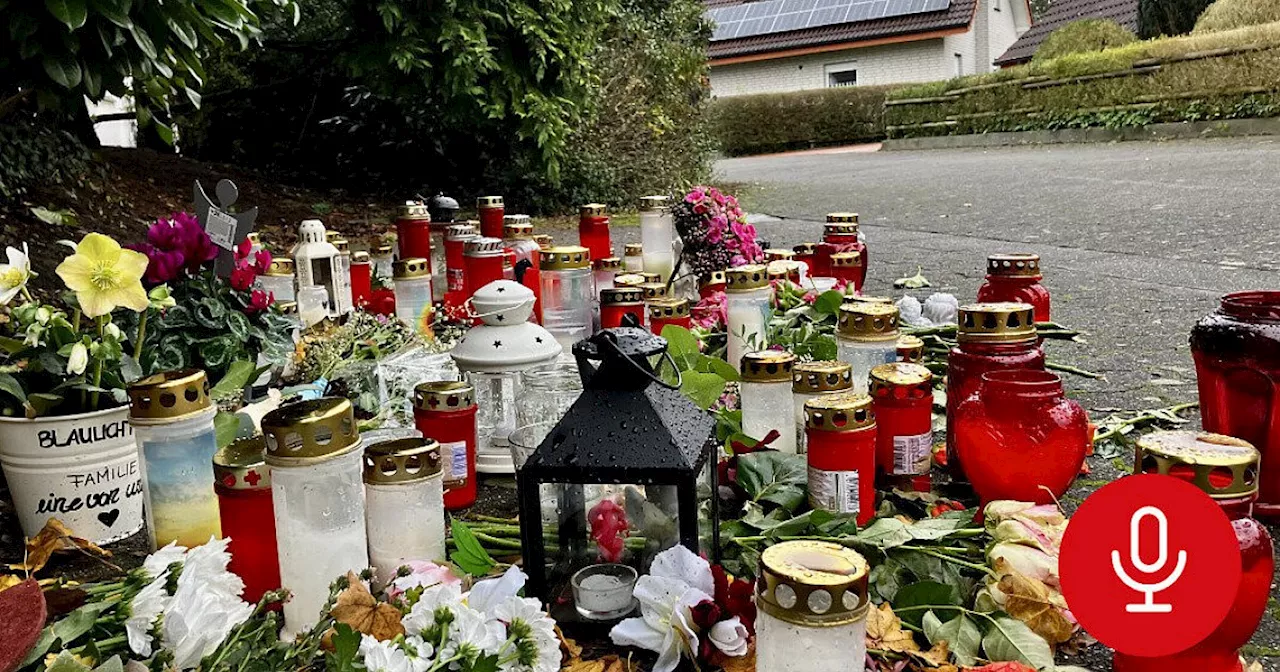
[1111,506,1186,613]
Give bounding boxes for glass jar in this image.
[128,370,220,549]
[600,287,646,329]
[413,382,478,510]
[363,438,447,587]
[463,237,506,302]
[372,244,395,279]
[623,243,644,273]
[1114,432,1274,672]
[897,335,925,363]
[830,251,862,291]
[213,436,279,604]
[870,363,934,487]
[824,213,867,288]
[756,540,869,672]
[741,351,799,454]
[393,258,433,336]
[639,196,675,282]
[792,243,818,279]
[806,392,877,523]
[726,265,772,371]
[395,202,433,270]
[444,223,478,308]
[978,253,1051,322]
[579,203,612,262]
[351,251,372,309]
[333,239,355,316]
[1190,291,1280,518]
[257,257,295,303]
[699,270,727,299]
[263,398,368,638]
[793,361,853,453]
[516,367,583,435]
[953,370,1086,506]
[649,299,692,335]
[836,303,900,394]
[477,195,505,239]
[539,246,594,350]
[946,302,1045,482]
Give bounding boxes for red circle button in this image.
[1060,474,1241,657]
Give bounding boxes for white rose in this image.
[708,616,749,657]
[66,342,89,376]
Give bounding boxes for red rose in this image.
[691,600,723,630]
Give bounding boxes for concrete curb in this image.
[880,117,1280,151]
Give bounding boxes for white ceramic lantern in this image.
[263,398,368,638]
[450,280,563,474]
[638,196,675,282]
[725,264,772,371]
[363,437,447,587]
[740,351,798,454]
[293,219,351,317]
[755,541,870,672]
[836,303,901,393]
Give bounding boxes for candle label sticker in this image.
[442,440,468,484]
[807,467,860,515]
[893,433,932,475]
[447,269,465,292]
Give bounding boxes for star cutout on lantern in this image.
[494,340,503,348]
[495,314,505,322]
[496,286,506,292]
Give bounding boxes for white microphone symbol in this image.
[1111,506,1187,613]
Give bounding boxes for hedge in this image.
[885,22,1280,138]
[710,85,894,156]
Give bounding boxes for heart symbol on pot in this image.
[97,510,120,528]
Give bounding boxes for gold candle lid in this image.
[1136,431,1260,499]
[246,232,261,245]
[987,253,1042,278]
[393,258,430,279]
[477,196,504,209]
[831,251,862,268]
[639,272,662,283]
[804,392,875,432]
[793,243,818,256]
[262,397,361,466]
[278,301,297,315]
[957,302,1037,344]
[503,222,535,240]
[614,272,646,287]
[624,243,643,257]
[741,350,796,382]
[464,237,504,256]
[325,230,343,243]
[869,363,933,399]
[757,541,870,627]
[826,212,859,224]
[639,195,670,212]
[214,436,271,491]
[375,244,394,255]
[128,369,212,424]
[792,361,853,394]
[699,270,727,288]
[765,249,794,262]
[638,282,669,300]
[824,223,859,236]
[446,224,478,240]
[726,264,768,292]
[333,239,351,253]
[414,380,476,412]
[352,251,370,264]
[896,335,925,363]
[593,257,623,272]
[581,203,608,217]
[837,303,900,342]
[766,262,790,282]
[541,246,591,270]
[363,438,443,485]
[648,298,690,319]
[534,234,554,249]
[503,213,531,226]
[601,287,645,305]
[266,257,295,277]
[399,202,431,220]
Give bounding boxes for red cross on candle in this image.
[244,470,262,487]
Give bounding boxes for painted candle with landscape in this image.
[138,426,222,548]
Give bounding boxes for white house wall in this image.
[709,38,950,97]
[986,0,1029,69]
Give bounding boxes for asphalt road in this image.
[714,138,1280,671]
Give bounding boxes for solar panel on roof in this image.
[708,0,950,41]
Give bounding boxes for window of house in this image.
[828,70,858,87]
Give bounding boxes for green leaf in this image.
[813,290,844,315]
[31,206,77,227]
[0,372,26,402]
[227,310,251,342]
[128,23,156,59]
[25,392,65,418]
[92,656,125,672]
[855,517,913,549]
[211,359,256,399]
[89,0,132,28]
[736,451,807,508]
[153,119,174,145]
[892,580,960,626]
[214,411,240,448]
[449,519,496,577]
[325,623,362,672]
[700,354,740,382]
[45,0,88,29]
[18,627,57,669]
[45,651,93,672]
[924,612,983,666]
[660,324,700,367]
[680,370,726,410]
[52,601,111,645]
[42,54,83,89]
[982,615,1056,669]
[907,513,976,541]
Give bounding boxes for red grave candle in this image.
[213,438,280,605]
[600,287,646,329]
[945,303,1045,482]
[350,251,372,309]
[413,381,478,510]
[444,223,478,309]
[805,392,877,525]
[977,253,1051,322]
[395,202,433,271]
[477,196,505,239]
[1191,291,1280,519]
[463,237,506,302]
[698,270,727,299]
[579,204,612,262]
[952,370,1088,506]
[824,213,868,287]
[1113,431,1274,672]
[830,251,863,291]
[649,299,692,335]
[792,243,819,280]
[870,363,933,486]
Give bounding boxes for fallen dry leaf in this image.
[908,640,951,668]
[557,625,582,661]
[1246,663,1263,672]
[330,571,406,642]
[0,575,21,592]
[996,567,1075,645]
[7,518,112,574]
[561,655,636,672]
[867,602,921,654]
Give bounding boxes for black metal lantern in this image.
[427,193,460,223]
[518,328,720,617]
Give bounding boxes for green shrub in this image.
[1140,0,1216,37]
[1194,0,1280,33]
[0,119,91,202]
[710,86,894,156]
[1034,19,1139,62]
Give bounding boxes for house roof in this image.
[993,0,1139,66]
[707,0,978,62]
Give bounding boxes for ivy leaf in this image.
[924,611,983,666]
[981,614,1055,670]
[45,0,89,29]
[449,519,496,577]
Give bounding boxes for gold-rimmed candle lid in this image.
[352,250,370,264]
[464,237,505,256]
[400,201,431,220]
[792,361,853,394]
[726,264,768,292]
[214,436,271,491]
[262,397,361,466]
[987,253,1042,278]
[503,221,535,240]
[700,270,728,288]
[601,287,645,305]
[639,195,670,211]
[869,363,933,399]
[593,257,623,272]
[393,258,430,279]
[1136,431,1260,499]
[540,246,591,270]
[363,437,443,485]
[477,196,504,209]
[638,282,669,300]
[804,392,875,432]
[837,303,900,342]
[639,272,662,283]
[266,257,295,277]
[502,213,531,226]
[325,230,343,243]
[896,335,925,363]
[414,380,476,412]
[333,239,351,253]
[375,244,395,256]
[580,203,608,217]
[765,249,795,262]
[825,212,859,224]
[756,540,870,627]
[127,369,212,424]
[830,251,862,267]
[957,302,1037,344]
[624,243,643,257]
[741,350,797,382]
[534,234,554,249]
[446,223,478,240]
[793,242,818,256]
[614,272,646,287]
[648,298,690,319]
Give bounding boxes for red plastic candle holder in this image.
[870,363,933,485]
[600,287,646,329]
[213,438,280,605]
[396,202,433,271]
[477,196,505,239]
[350,253,372,309]
[792,244,818,280]
[805,392,877,525]
[648,299,692,335]
[578,204,612,262]
[463,238,506,302]
[413,381,478,510]
[977,253,1051,322]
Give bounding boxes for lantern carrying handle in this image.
[598,333,682,391]
[463,296,536,321]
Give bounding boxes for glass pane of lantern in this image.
[470,371,520,455]
[375,347,459,427]
[699,459,716,557]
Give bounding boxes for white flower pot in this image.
[0,406,144,544]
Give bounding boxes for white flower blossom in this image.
[126,574,170,658]
[359,634,431,672]
[709,617,749,657]
[609,546,715,672]
[104,322,123,341]
[444,604,504,661]
[401,581,464,636]
[494,597,560,672]
[160,538,252,669]
[466,565,528,617]
[0,244,31,305]
[66,342,88,375]
[143,542,188,578]
[922,292,959,325]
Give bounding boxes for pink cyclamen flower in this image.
[128,243,184,286]
[245,289,272,314]
[230,265,255,291]
[385,560,462,603]
[254,249,272,275]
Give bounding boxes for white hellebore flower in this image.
[709,617,750,657]
[0,243,31,305]
[609,545,715,672]
[359,634,432,672]
[66,342,89,376]
[104,322,123,341]
[126,574,171,658]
